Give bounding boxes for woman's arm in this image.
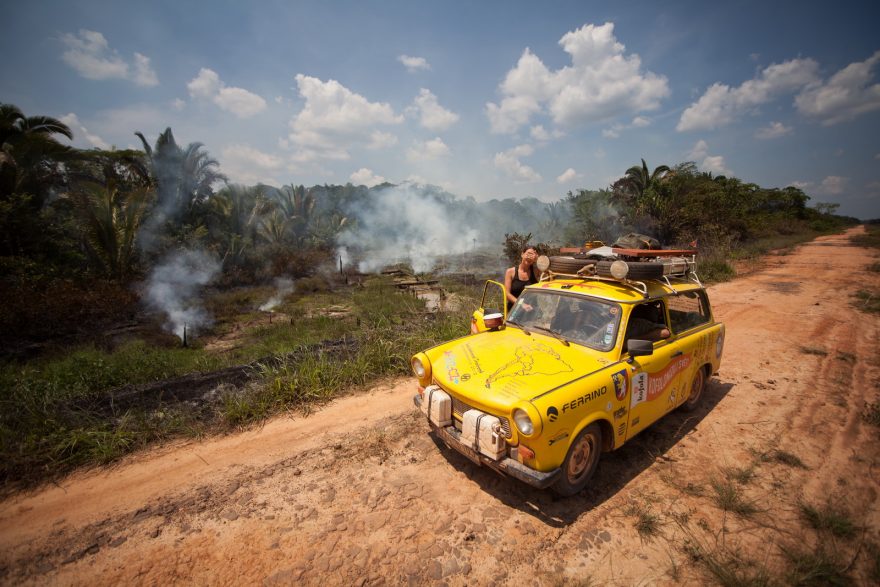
[503,267,517,304]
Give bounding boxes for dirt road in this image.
[2,227,879,585]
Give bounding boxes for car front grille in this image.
[449,395,513,439]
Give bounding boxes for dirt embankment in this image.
[1,227,879,585]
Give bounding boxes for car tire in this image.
[553,423,602,496]
[595,259,665,280]
[680,366,706,412]
[547,256,596,274]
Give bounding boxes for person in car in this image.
[504,245,539,312]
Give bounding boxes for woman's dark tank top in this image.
[508,267,537,309]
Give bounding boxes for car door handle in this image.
[671,351,683,357]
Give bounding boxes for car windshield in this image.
[508,290,621,351]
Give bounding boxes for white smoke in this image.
[259,277,295,311]
[336,184,481,273]
[144,249,221,339]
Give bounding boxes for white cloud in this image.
[288,74,403,162]
[406,137,450,161]
[494,144,541,183]
[755,121,792,139]
[367,131,398,150]
[631,116,650,128]
[701,155,732,176]
[789,181,812,190]
[687,139,709,160]
[60,29,158,86]
[486,23,669,134]
[132,53,158,86]
[171,98,186,111]
[795,51,880,125]
[187,68,266,118]
[818,175,847,195]
[686,140,731,175]
[350,167,387,187]
[220,144,285,185]
[59,113,109,149]
[398,55,431,73]
[556,168,578,183]
[602,128,620,139]
[602,116,652,139]
[677,58,820,131]
[408,88,459,131]
[222,144,282,170]
[875,153,880,160]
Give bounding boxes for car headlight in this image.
[411,353,431,386]
[513,408,534,435]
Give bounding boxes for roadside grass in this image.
[760,449,808,469]
[623,498,662,540]
[799,345,828,356]
[0,277,477,491]
[782,545,851,586]
[723,464,757,485]
[854,290,880,314]
[799,503,858,539]
[849,224,880,249]
[864,401,880,427]
[710,477,759,516]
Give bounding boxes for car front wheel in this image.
[553,423,602,496]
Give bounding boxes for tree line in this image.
[1,103,856,287]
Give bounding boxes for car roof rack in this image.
[539,252,704,299]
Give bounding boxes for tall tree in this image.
[74,182,150,279]
[134,127,226,225]
[0,103,72,200]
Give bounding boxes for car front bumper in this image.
[413,394,560,490]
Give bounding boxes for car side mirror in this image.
[627,339,653,359]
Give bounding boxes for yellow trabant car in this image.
[411,257,724,495]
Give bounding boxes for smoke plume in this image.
[259,277,295,311]
[144,249,221,339]
[336,184,481,273]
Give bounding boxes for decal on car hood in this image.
[428,328,609,404]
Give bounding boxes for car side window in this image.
[624,301,669,349]
[667,290,710,332]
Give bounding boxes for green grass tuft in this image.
[711,478,759,516]
[800,503,857,539]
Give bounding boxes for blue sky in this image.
[3,0,879,218]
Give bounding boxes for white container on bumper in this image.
[461,409,506,460]
[421,385,452,427]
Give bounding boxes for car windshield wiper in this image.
[506,319,531,335]
[529,325,570,346]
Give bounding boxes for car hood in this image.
[426,327,611,406]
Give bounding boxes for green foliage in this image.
[564,189,620,244]
[74,183,151,279]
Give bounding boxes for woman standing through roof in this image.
[503,244,539,312]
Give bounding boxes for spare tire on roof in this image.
[595,259,665,280]
[546,256,597,274]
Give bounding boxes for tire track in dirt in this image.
[1,227,879,585]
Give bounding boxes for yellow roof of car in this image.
[526,277,704,303]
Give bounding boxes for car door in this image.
[665,290,717,406]
[624,300,691,440]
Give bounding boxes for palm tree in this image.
[0,103,73,199]
[622,158,670,199]
[273,184,316,245]
[74,182,150,279]
[135,127,226,224]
